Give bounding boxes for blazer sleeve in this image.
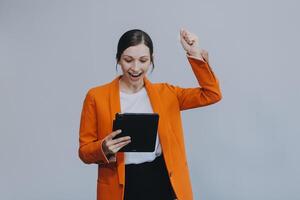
[78,90,113,165]
[166,55,222,111]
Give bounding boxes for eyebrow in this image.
[122,55,149,58]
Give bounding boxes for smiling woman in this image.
[116,30,155,93]
[118,44,151,92]
[78,29,222,200]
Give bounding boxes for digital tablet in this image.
[112,113,159,152]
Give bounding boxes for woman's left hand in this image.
[180,28,208,63]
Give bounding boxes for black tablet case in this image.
[112,113,159,152]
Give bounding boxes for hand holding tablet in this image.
[101,129,131,157]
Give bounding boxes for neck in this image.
[119,76,144,94]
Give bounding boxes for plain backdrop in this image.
[1,0,299,199]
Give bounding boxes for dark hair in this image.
[116,29,155,72]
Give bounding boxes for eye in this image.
[124,59,132,63]
[140,59,148,63]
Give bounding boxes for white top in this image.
[120,87,162,165]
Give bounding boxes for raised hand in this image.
[180,28,209,63]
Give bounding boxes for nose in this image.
[131,61,139,71]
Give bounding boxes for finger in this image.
[110,140,131,153]
[111,140,131,150]
[189,38,197,45]
[180,28,186,36]
[183,31,192,38]
[187,39,194,45]
[183,34,194,45]
[180,31,190,43]
[182,32,189,41]
[180,35,187,44]
[114,140,131,153]
[180,31,186,41]
[185,38,193,45]
[185,32,195,40]
[180,28,190,39]
[109,136,131,146]
[105,129,122,140]
[180,36,190,48]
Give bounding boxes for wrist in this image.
[186,52,204,62]
[101,140,109,156]
[187,49,202,58]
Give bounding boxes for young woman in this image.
[78,28,222,200]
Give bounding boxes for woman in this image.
[78,28,222,200]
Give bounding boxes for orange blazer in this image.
[78,56,222,200]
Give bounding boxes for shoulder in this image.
[85,81,113,99]
[152,82,178,96]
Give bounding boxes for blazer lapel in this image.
[108,76,125,185]
[144,77,174,172]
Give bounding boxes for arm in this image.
[168,55,222,110]
[168,29,222,110]
[78,91,114,165]
[78,90,130,165]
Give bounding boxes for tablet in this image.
[112,113,159,152]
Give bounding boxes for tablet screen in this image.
[112,113,159,152]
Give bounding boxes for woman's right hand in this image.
[102,129,131,156]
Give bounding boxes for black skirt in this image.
[124,154,176,200]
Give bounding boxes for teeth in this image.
[129,72,142,77]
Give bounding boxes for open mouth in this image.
[128,71,143,78]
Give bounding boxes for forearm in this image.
[187,56,222,101]
[79,139,116,165]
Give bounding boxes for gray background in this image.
[1,0,299,199]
